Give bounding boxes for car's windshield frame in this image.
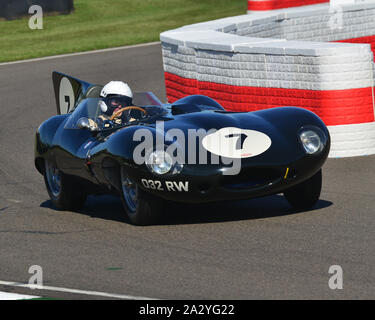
[64,97,169,131]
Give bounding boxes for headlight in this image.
[299,129,323,154]
[146,150,173,175]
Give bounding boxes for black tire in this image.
[44,159,86,211]
[284,169,322,210]
[120,167,163,226]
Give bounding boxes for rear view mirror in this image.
[77,117,98,132]
[77,117,90,129]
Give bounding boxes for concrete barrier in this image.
[160,1,375,157]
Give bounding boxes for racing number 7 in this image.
[225,133,247,150]
[65,95,71,112]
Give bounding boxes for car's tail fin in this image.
[52,71,164,114]
[52,71,94,114]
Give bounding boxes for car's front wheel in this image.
[284,169,322,210]
[120,167,163,226]
[44,159,86,211]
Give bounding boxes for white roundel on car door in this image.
[202,127,272,158]
[59,77,75,114]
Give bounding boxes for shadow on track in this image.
[41,194,333,226]
[162,196,332,225]
[41,195,127,223]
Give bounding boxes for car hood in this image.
[106,106,329,167]
[158,108,309,165]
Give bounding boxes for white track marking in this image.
[0,41,160,67]
[6,199,22,203]
[0,280,157,300]
[0,291,40,300]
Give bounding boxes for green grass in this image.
[0,0,245,63]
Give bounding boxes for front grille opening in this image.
[221,168,282,190]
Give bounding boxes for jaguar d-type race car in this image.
[35,72,330,225]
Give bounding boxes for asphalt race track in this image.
[0,43,374,299]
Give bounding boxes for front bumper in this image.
[127,154,326,204]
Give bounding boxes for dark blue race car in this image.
[34,72,330,225]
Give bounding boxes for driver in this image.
[90,81,145,130]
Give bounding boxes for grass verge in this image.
[0,0,245,62]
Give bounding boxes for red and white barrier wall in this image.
[160,1,375,157]
[248,0,329,12]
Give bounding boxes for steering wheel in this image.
[110,106,147,121]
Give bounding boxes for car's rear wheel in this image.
[44,159,86,211]
[284,169,322,210]
[120,167,163,226]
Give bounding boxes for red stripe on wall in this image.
[335,35,375,62]
[248,0,329,11]
[165,72,374,126]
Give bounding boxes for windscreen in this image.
[64,98,101,129]
[63,96,167,130]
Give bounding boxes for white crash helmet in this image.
[100,81,133,98]
[99,81,133,113]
